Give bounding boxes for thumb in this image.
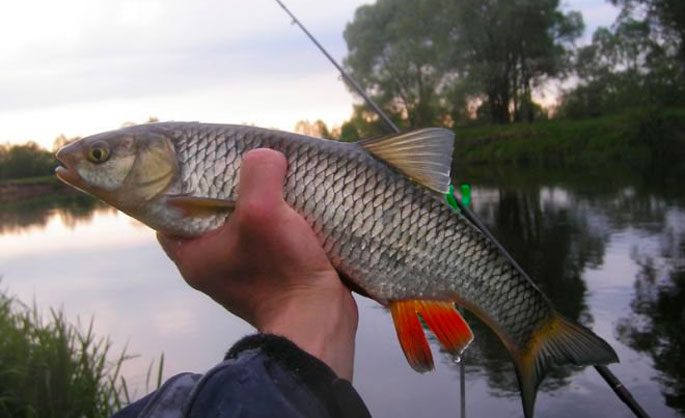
[156,231,185,263]
[236,148,288,223]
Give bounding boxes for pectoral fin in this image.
[389,300,474,373]
[167,195,235,217]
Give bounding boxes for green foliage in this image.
[0,176,58,187]
[0,288,132,418]
[343,0,448,128]
[611,0,685,62]
[446,0,583,123]
[341,0,684,131]
[454,107,685,169]
[560,10,685,119]
[342,0,583,127]
[0,143,56,182]
[337,105,403,141]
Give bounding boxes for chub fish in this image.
[55,122,618,417]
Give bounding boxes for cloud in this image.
[0,0,622,146]
[0,0,367,146]
[0,0,355,110]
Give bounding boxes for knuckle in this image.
[236,198,275,232]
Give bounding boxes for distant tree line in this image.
[0,142,56,181]
[0,134,84,181]
[0,117,160,181]
[562,0,685,118]
[336,0,685,140]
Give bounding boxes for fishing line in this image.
[271,2,652,418]
[271,1,466,414]
[272,0,399,135]
[445,183,468,418]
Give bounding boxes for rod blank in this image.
[271,2,652,418]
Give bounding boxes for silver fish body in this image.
[55,121,618,418]
[151,122,544,340]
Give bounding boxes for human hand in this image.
[157,149,358,380]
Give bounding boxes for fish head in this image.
[55,125,178,211]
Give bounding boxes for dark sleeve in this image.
[110,334,372,418]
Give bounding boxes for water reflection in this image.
[450,166,684,415]
[0,192,108,234]
[1,166,684,417]
[442,185,610,395]
[617,227,685,414]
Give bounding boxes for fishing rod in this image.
[270,3,466,416]
[271,2,652,418]
[272,0,399,133]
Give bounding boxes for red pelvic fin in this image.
[389,300,434,373]
[416,301,473,356]
[389,300,474,372]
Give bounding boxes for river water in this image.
[0,166,683,418]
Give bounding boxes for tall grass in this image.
[0,288,140,418]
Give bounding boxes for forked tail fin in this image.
[514,313,619,418]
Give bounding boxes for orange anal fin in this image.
[417,301,473,357]
[389,300,434,373]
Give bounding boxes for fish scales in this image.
[169,123,550,347]
[55,122,618,418]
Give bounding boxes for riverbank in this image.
[453,108,685,170]
[3,108,684,197]
[0,288,130,417]
[0,176,69,202]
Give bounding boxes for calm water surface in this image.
[0,167,683,418]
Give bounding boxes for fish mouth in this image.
[55,165,80,185]
[54,151,83,187]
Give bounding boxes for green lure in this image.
[444,183,471,212]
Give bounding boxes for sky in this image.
[0,0,620,149]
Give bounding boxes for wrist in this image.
[256,277,358,380]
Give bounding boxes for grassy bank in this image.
[0,176,70,202]
[0,176,57,186]
[0,288,131,418]
[454,108,685,169]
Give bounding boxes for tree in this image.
[293,119,334,139]
[0,142,55,180]
[338,105,404,141]
[444,0,583,123]
[52,134,81,152]
[121,116,160,128]
[343,0,448,129]
[560,10,685,118]
[611,0,685,62]
[342,0,583,127]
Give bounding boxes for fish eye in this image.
[87,142,110,164]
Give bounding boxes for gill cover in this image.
[124,132,178,202]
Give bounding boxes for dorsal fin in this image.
[359,128,454,193]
